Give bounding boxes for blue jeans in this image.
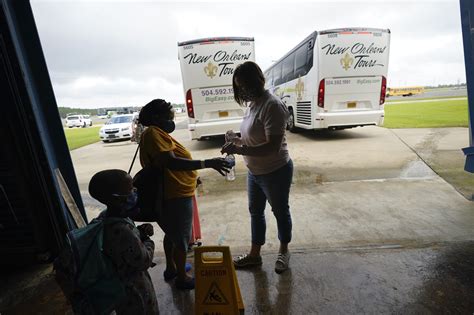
[247,159,293,246]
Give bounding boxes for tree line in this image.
[58,107,96,119]
[58,103,185,119]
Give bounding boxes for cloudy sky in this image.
[31,0,465,109]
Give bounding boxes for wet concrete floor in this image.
[2,241,474,314]
[2,127,472,313]
[158,242,474,314]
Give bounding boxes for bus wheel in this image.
[287,109,298,133]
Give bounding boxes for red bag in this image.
[189,195,202,245]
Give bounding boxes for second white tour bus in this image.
[264,28,391,132]
[178,37,255,140]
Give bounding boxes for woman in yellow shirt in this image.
[139,99,230,290]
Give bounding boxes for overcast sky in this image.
[31,0,465,109]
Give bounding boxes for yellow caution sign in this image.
[195,246,244,315]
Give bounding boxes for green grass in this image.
[61,99,468,147]
[64,126,102,150]
[383,98,469,128]
[386,96,467,103]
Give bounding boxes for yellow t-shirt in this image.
[139,126,197,200]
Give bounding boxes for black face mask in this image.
[155,119,176,133]
[241,87,260,102]
[241,93,253,102]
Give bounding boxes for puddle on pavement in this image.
[399,160,437,179]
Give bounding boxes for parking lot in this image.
[4,124,473,314]
[72,123,473,248]
[65,123,474,313]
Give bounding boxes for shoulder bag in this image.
[127,143,164,222]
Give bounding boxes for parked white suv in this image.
[99,114,135,142]
[66,115,92,128]
[83,115,93,126]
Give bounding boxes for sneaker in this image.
[275,252,290,274]
[233,254,262,268]
[163,262,192,281]
[175,277,195,290]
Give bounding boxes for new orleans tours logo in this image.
[183,50,253,78]
[321,42,386,71]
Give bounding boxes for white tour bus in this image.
[178,37,255,140]
[264,28,391,132]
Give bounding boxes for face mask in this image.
[156,119,176,133]
[241,92,254,102]
[241,87,259,102]
[120,191,138,215]
[126,190,138,207]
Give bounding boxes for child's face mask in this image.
[113,189,138,216]
[123,190,138,210]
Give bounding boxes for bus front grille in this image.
[296,102,312,125]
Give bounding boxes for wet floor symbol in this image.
[203,282,229,305]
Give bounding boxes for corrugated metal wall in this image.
[461,0,474,172]
[0,0,86,264]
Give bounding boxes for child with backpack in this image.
[55,169,159,314]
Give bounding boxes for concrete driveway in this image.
[16,125,470,314]
[71,126,474,252]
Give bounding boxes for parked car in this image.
[83,115,93,126]
[99,114,135,142]
[66,115,92,128]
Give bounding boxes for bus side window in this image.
[274,63,283,86]
[306,42,314,73]
[282,54,295,83]
[294,43,308,78]
[264,69,273,87]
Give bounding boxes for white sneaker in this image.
[275,252,290,274]
[233,254,262,268]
